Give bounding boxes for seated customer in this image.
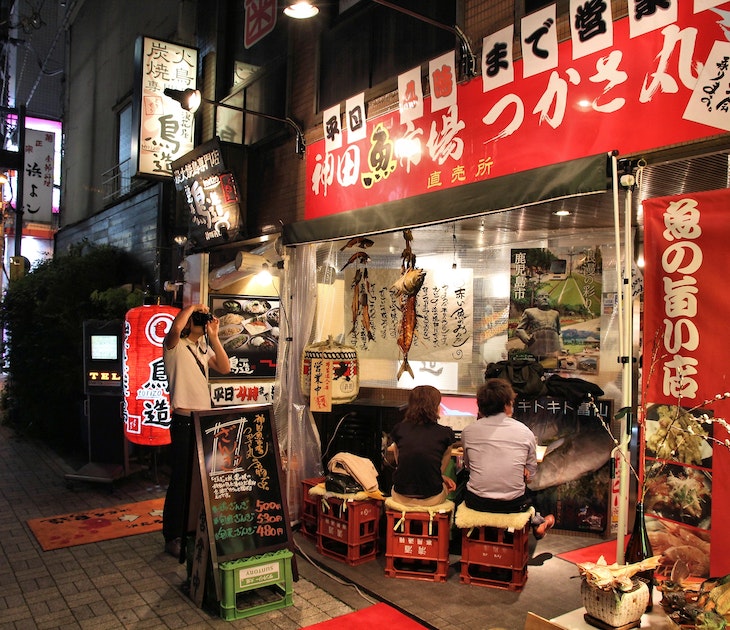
[388,385,456,506]
[461,378,555,539]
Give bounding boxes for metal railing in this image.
[101,158,146,202]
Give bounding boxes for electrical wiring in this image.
[321,411,357,462]
[292,537,378,606]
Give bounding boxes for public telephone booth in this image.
[65,320,137,486]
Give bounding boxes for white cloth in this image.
[163,337,212,411]
[328,452,379,493]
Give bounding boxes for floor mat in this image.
[555,539,619,566]
[301,602,429,629]
[27,497,164,551]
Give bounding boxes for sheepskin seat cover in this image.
[384,497,455,514]
[455,503,534,530]
[308,482,382,502]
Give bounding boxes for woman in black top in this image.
[388,385,456,506]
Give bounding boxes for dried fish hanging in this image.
[391,229,426,380]
[341,238,375,344]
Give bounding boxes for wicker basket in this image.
[581,579,649,627]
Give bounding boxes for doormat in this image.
[27,497,164,551]
[556,540,618,566]
[301,602,430,629]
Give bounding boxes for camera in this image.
[191,311,213,326]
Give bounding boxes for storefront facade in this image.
[266,0,730,579]
[54,0,730,582]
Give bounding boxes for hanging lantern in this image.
[301,336,359,411]
[123,305,179,445]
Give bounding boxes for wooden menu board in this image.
[193,404,293,594]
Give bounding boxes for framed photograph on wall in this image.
[209,295,280,379]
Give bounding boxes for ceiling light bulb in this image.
[284,2,319,18]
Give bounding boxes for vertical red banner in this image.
[643,188,730,578]
[123,305,179,446]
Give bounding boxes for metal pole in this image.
[14,104,26,257]
[619,181,635,565]
[611,152,629,564]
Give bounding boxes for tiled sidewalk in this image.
[0,423,364,629]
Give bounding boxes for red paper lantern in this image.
[123,305,179,446]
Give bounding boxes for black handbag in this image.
[324,471,364,494]
[485,358,547,400]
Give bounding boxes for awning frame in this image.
[283,152,611,245]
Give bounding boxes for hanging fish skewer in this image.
[392,229,426,380]
[343,244,375,344]
[341,251,371,271]
[349,268,363,336]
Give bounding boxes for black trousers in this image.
[463,489,545,526]
[162,413,194,543]
[464,488,532,513]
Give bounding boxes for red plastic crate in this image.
[459,522,530,591]
[384,509,451,582]
[300,477,324,542]
[316,496,380,566]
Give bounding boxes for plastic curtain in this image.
[273,244,324,524]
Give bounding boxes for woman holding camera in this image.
[162,304,230,558]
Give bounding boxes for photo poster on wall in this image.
[193,404,294,599]
[509,247,602,373]
[209,295,280,379]
[641,402,713,579]
[517,397,614,534]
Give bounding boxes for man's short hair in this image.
[477,379,516,417]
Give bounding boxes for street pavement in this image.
[0,422,374,629]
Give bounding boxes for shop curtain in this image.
[273,244,324,524]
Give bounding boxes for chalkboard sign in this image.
[193,405,293,567]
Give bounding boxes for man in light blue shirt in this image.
[461,378,555,539]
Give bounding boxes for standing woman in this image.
[388,385,456,506]
[162,304,230,557]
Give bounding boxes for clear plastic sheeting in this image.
[273,244,324,524]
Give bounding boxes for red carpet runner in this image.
[301,603,429,629]
[555,540,618,566]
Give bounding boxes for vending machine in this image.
[65,320,133,486]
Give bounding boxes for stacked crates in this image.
[384,509,452,582]
[300,477,324,541]
[219,549,294,621]
[316,495,380,565]
[459,522,530,591]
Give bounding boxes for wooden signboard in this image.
[193,404,293,599]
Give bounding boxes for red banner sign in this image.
[643,187,730,577]
[306,3,730,220]
[123,305,179,446]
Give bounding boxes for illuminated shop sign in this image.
[134,36,198,177]
[306,3,730,219]
[171,138,244,247]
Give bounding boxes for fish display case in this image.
[514,397,615,534]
